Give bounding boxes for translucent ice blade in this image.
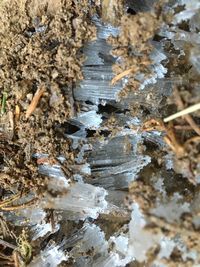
[150,193,190,223]
[28,244,67,267]
[74,17,122,104]
[31,222,60,241]
[72,110,102,129]
[88,135,143,166]
[41,183,108,219]
[128,203,162,262]
[74,66,122,103]
[65,223,132,267]
[88,156,151,190]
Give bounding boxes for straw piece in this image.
[164,102,200,122]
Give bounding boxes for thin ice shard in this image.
[128,203,162,262]
[74,17,122,104]
[88,157,151,189]
[137,44,167,90]
[72,110,102,129]
[86,134,150,189]
[29,244,68,267]
[151,193,190,223]
[3,207,46,227]
[31,223,60,241]
[65,223,132,267]
[41,183,108,220]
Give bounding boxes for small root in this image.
[172,88,200,136]
[174,125,198,131]
[142,119,186,158]
[184,136,200,147]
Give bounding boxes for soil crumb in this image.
[0,0,97,191]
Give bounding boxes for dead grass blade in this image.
[15,105,20,121]
[1,198,38,211]
[1,92,7,115]
[0,239,17,250]
[0,194,22,208]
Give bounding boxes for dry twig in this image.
[26,86,45,119]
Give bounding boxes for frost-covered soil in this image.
[0,0,200,266]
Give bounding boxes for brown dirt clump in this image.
[109,10,161,93]
[0,1,98,263]
[102,0,124,26]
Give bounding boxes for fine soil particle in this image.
[0,1,99,263]
[108,9,161,95]
[0,0,97,192]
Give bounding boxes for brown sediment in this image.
[102,0,124,26]
[0,0,98,258]
[0,0,97,192]
[108,9,161,95]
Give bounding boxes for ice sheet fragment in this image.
[29,244,67,267]
[74,17,123,104]
[151,193,190,223]
[41,183,108,220]
[128,203,161,262]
